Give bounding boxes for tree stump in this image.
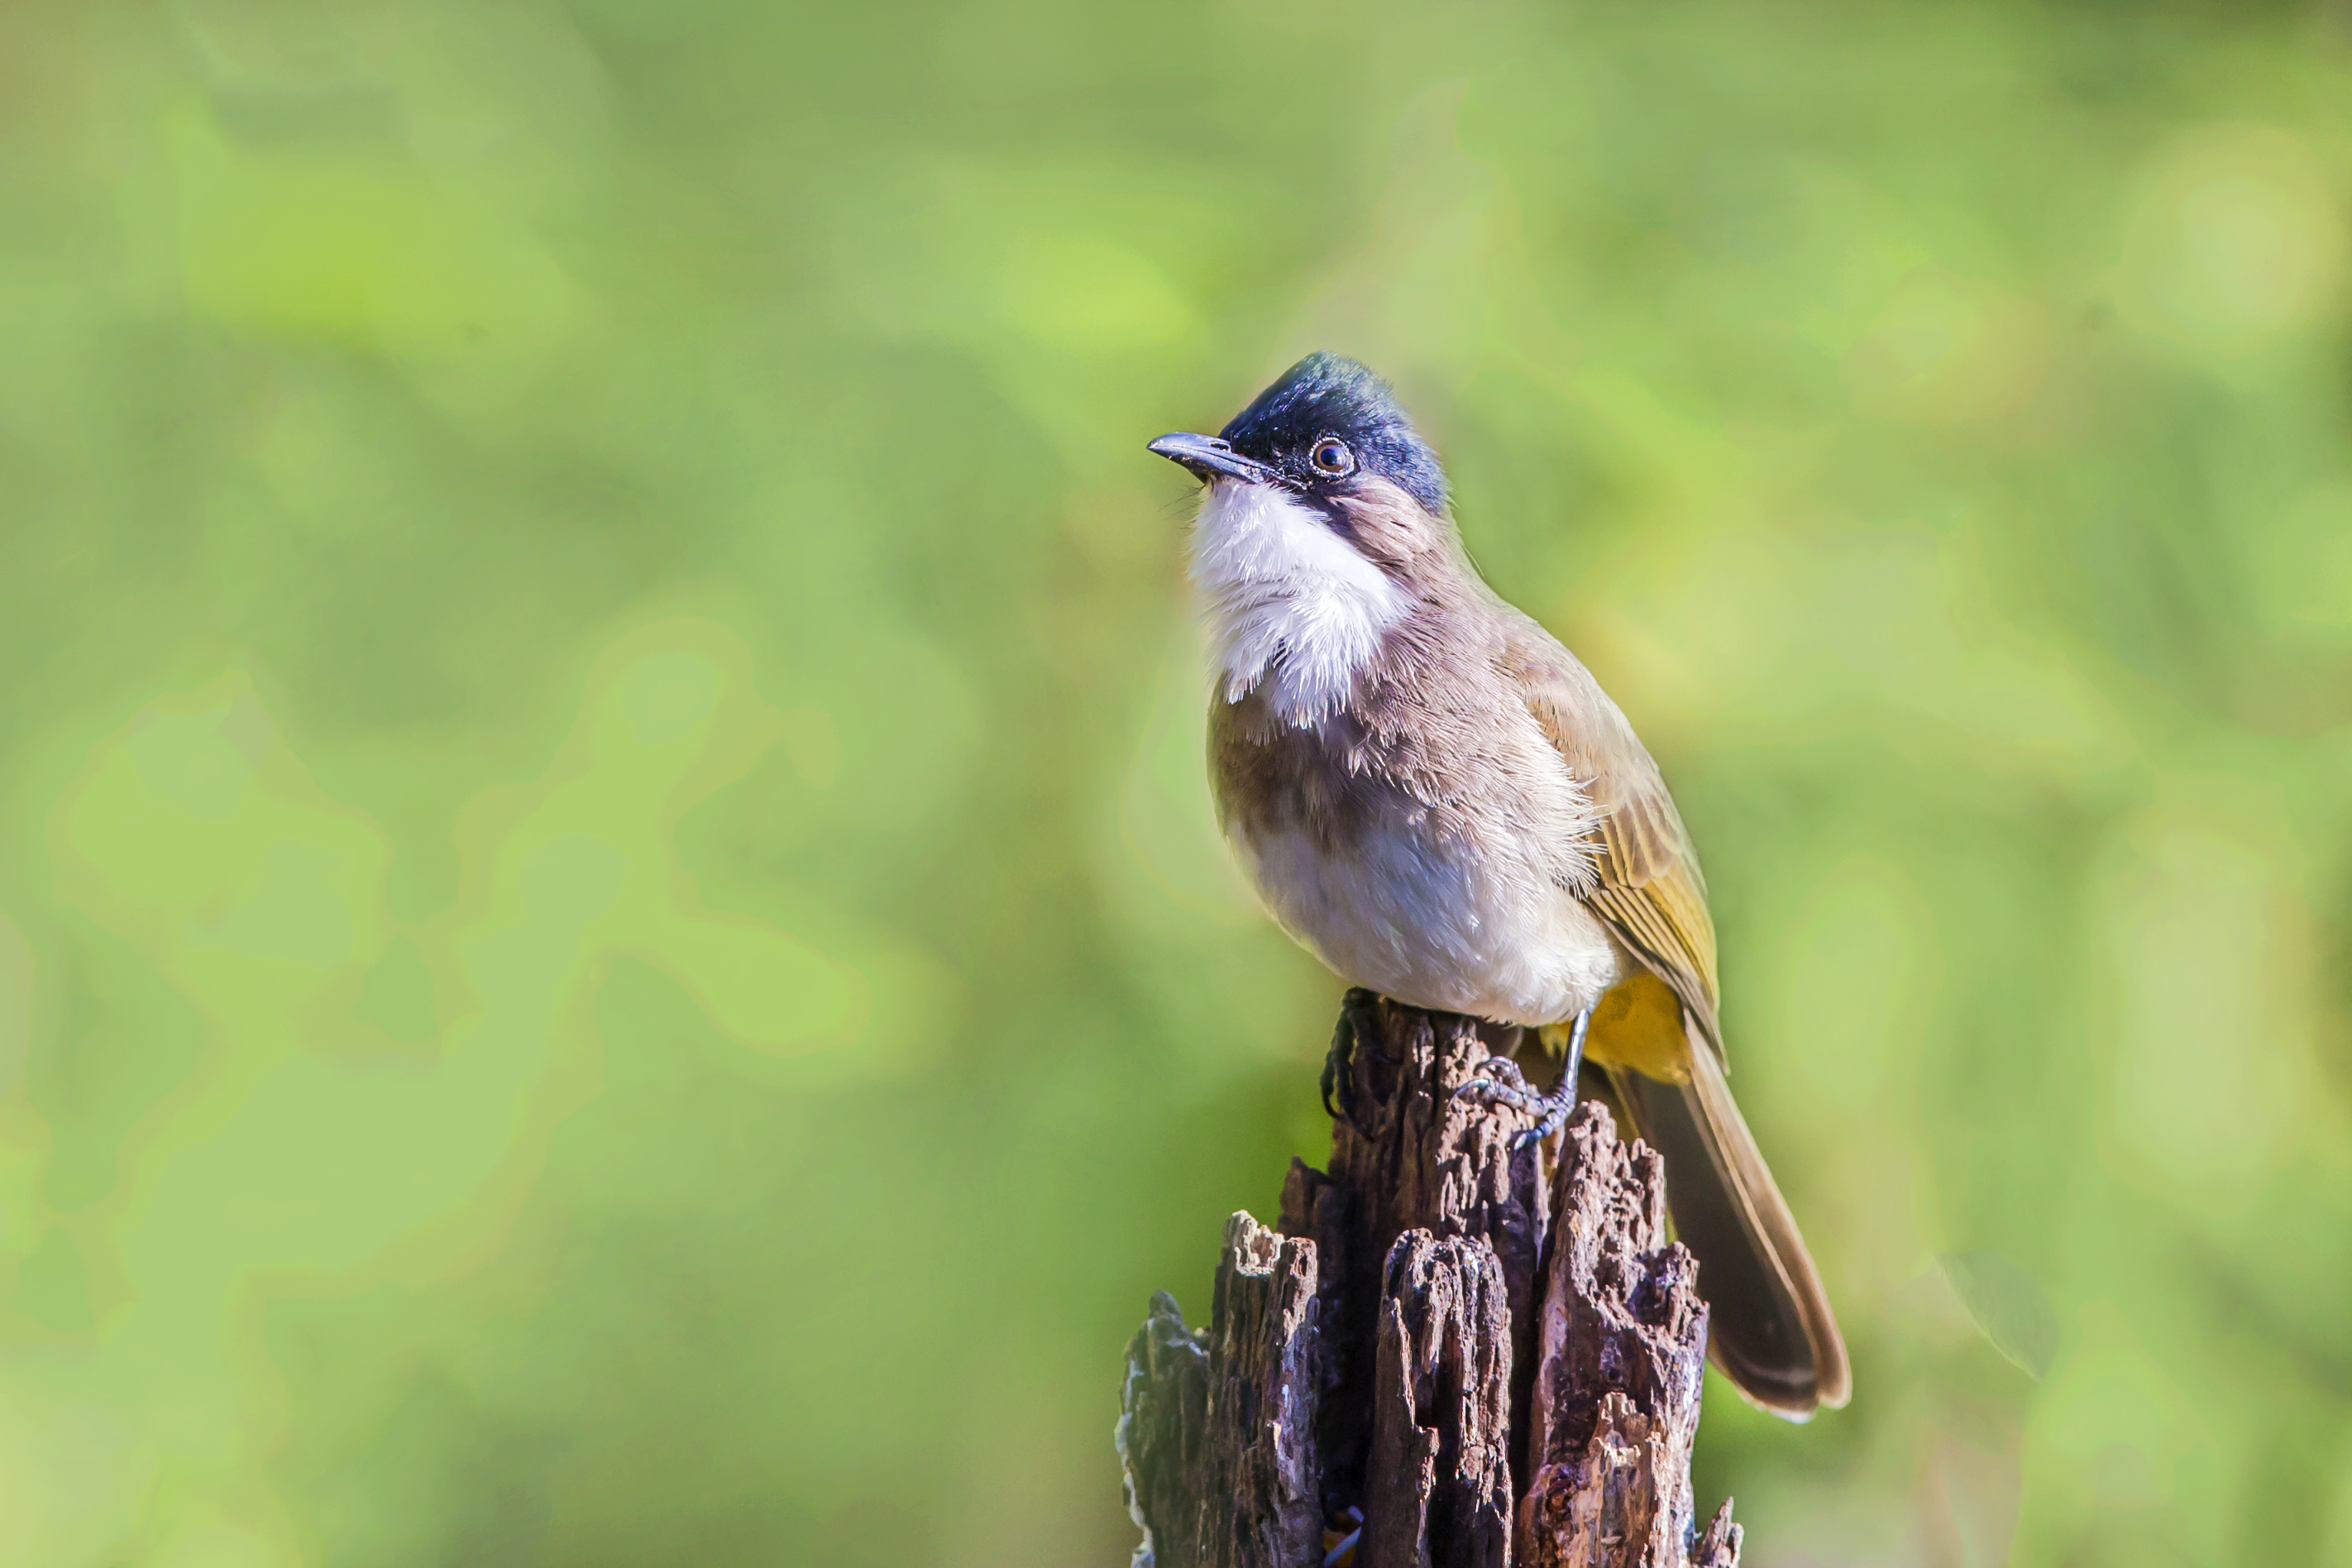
[1119,992,1743,1568]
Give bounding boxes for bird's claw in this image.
[1451,1054,1536,1105]
[1322,990,1382,1138]
[1454,1054,1575,1149]
[1512,1091,1577,1150]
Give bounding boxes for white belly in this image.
[1228,817,1626,1027]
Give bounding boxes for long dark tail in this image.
[1606,1017,1850,1419]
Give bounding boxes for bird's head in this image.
[1150,354,1458,722]
[1148,352,1453,574]
[1150,352,1446,512]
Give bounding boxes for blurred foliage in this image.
[2,0,2351,1563]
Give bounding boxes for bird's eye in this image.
[1310,438,1354,476]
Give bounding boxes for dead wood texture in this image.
[1119,992,1744,1568]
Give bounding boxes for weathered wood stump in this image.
[1119,992,1742,1568]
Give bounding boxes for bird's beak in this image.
[1148,432,1277,485]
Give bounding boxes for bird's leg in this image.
[1454,1006,1590,1149]
[1553,1006,1590,1103]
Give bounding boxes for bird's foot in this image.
[1320,989,1385,1137]
[1451,1054,1542,1110]
[1451,1058,1575,1149]
[1514,1083,1580,1149]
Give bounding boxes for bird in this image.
[1147,351,1849,1419]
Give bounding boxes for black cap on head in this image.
[1220,353,1448,515]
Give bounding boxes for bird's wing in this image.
[1499,610,1724,1058]
[1500,612,1845,1413]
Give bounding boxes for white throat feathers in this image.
[1188,480,1408,727]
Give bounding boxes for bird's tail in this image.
[1605,1016,1850,1420]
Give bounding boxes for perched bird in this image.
[1148,352,1849,1418]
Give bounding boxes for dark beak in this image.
[1147,432,1276,485]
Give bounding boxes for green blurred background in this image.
[3,0,2351,1562]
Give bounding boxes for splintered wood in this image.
[1118,992,1743,1568]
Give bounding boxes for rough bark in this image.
[1517,1107,1715,1568]
[1277,994,1549,1511]
[1690,1502,1743,1568]
[1123,992,1742,1568]
[1361,1231,1514,1568]
[1119,1213,1323,1568]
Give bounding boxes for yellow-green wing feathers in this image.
[1501,615,1723,1054]
[1501,609,1849,1416]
